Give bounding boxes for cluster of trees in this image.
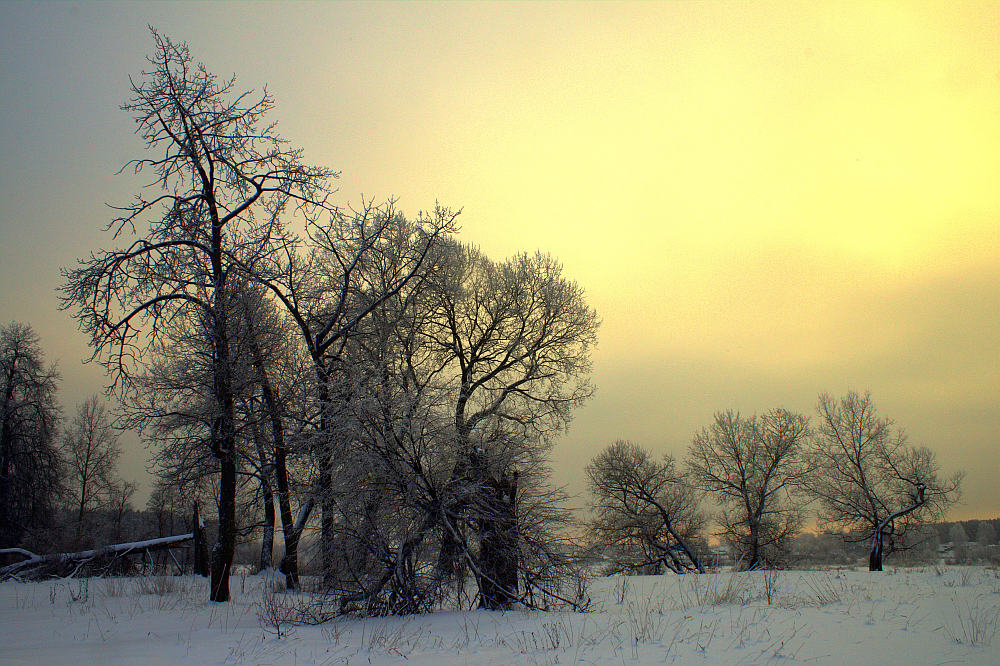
[0,323,137,554]
[936,519,1000,564]
[58,31,598,612]
[3,30,972,618]
[587,392,963,573]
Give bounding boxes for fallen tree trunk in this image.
[0,533,195,580]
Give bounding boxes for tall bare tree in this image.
[0,323,61,548]
[429,245,599,609]
[688,409,809,569]
[60,395,123,543]
[587,441,704,574]
[252,201,456,585]
[806,391,962,571]
[60,30,335,601]
[308,238,595,614]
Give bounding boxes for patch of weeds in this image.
[136,574,181,596]
[755,621,812,661]
[256,587,295,639]
[675,572,751,608]
[624,593,666,643]
[958,569,979,587]
[614,575,631,605]
[254,589,343,629]
[938,597,1000,647]
[100,577,128,598]
[727,606,767,649]
[798,574,847,607]
[67,578,89,604]
[761,568,779,605]
[359,618,434,658]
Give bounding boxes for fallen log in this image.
[0,533,195,580]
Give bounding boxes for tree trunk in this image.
[211,447,237,601]
[744,520,761,571]
[206,171,239,603]
[209,318,237,601]
[280,494,313,590]
[192,502,209,577]
[255,435,275,572]
[477,471,519,610]
[316,372,337,588]
[290,496,315,558]
[259,498,275,573]
[274,449,298,588]
[75,476,88,543]
[249,339,299,589]
[649,496,705,574]
[436,461,468,579]
[436,413,477,583]
[869,487,926,573]
[869,529,884,571]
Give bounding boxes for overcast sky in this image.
[1,1,997,520]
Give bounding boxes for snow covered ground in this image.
[1,566,998,664]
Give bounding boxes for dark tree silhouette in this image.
[587,441,705,574]
[688,409,810,569]
[0,323,61,548]
[61,29,335,601]
[806,391,962,571]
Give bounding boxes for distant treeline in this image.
[788,518,1000,569]
[931,517,1000,545]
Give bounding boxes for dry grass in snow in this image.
[1,566,998,664]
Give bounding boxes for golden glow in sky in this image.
[0,1,997,518]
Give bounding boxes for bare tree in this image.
[587,441,704,574]
[429,245,599,609]
[0,323,61,548]
[235,281,314,588]
[307,238,595,614]
[107,479,138,542]
[806,391,962,571]
[60,395,123,543]
[688,409,809,570]
[252,201,456,586]
[60,30,335,601]
[147,477,188,538]
[134,283,301,582]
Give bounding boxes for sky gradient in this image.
[1,1,997,520]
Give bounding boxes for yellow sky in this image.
[0,1,997,519]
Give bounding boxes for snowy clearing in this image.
[1,566,998,664]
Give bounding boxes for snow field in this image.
[1,566,998,664]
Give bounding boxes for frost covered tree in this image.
[60,395,123,543]
[429,245,599,609]
[0,323,62,548]
[304,240,596,614]
[133,276,311,586]
[251,201,456,586]
[60,30,335,601]
[805,391,963,571]
[687,409,810,570]
[587,441,704,574]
